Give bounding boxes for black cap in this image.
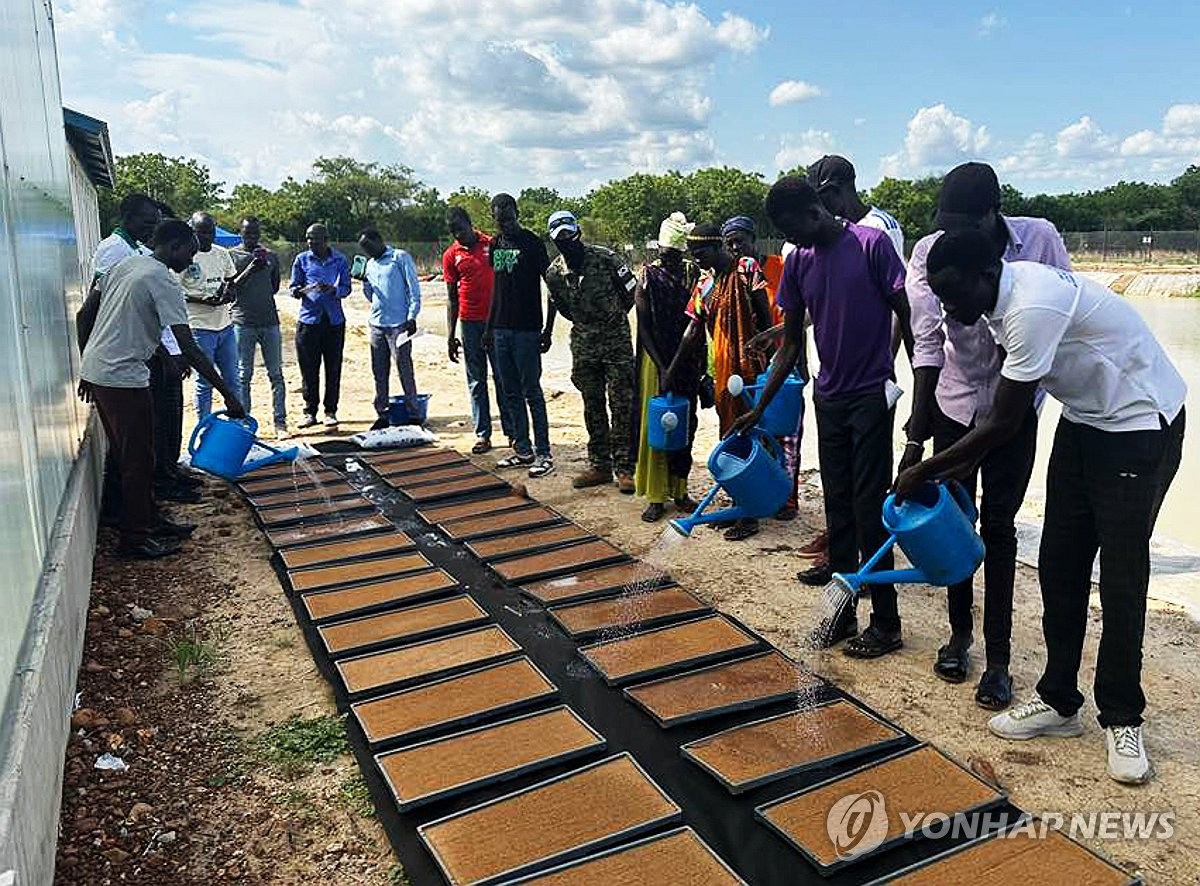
[807,155,856,192]
[935,162,1001,230]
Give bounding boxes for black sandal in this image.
[723,518,759,541]
[844,625,903,659]
[641,503,666,523]
[975,667,1013,710]
[933,634,972,683]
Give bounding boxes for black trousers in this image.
[295,319,345,415]
[149,353,184,485]
[933,404,1039,668]
[1037,410,1185,727]
[93,385,157,546]
[815,388,899,632]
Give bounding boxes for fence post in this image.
[1102,226,1108,262]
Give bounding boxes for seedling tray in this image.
[237,462,341,484]
[579,615,761,686]
[336,624,521,697]
[500,827,746,886]
[287,552,432,593]
[756,744,1005,873]
[257,497,376,527]
[300,570,458,623]
[246,481,359,509]
[548,587,710,640]
[369,449,466,473]
[351,657,557,746]
[624,651,823,728]
[384,464,487,489]
[418,754,681,886]
[405,474,509,503]
[375,706,605,811]
[277,531,417,570]
[440,506,563,541]
[492,540,627,584]
[418,494,533,525]
[875,821,1141,886]
[467,525,593,562]
[519,562,671,605]
[357,445,439,465]
[682,700,906,794]
[317,595,490,657]
[265,514,392,548]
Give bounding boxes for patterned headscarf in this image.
[720,215,756,237]
[657,211,692,250]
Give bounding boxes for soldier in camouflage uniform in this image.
[545,211,638,492]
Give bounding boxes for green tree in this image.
[587,173,687,244]
[99,152,225,229]
[304,156,425,238]
[446,187,494,234]
[865,176,941,243]
[682,167,769,231]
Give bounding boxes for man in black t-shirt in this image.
[483,193,556,478]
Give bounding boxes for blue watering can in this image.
[728,369,804,437]
[670,428,791,536]
[188,411,299,480]
[647,392,689,452]
[830,481,985,598]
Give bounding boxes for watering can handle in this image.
[945,479,978,524]
[187,410,259,456]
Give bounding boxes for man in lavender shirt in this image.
[736,177,914,659]
[900,162,1071,709]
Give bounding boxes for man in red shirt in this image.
[444,206,512,454]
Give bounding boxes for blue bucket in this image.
[647,393,689,451]
[388,394,431,426]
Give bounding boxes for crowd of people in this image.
[80,157,1185,788]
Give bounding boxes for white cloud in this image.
[1055,116,1117,159]
[881,104,990,177]
[978,11,1007,36]
[1162,104,1200,137]
[768,81,824,107]
[55,0,768,194]
[774,130,836,172]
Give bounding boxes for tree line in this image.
[100,152,1200,250]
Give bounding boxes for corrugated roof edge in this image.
[63,107,115,189]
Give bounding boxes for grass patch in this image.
[166,622,221,684]
[337,773,376,819]
[203,727,250,788]
[388,866,410,886]
[253,715,348,779]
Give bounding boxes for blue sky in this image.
[54,0,1200,198]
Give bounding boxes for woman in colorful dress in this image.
[665,223,773,540]
[631,213,704,522]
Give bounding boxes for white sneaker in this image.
[323,412,339,428]
[297,413,318,429]
[988,698,1084,740]
[528,455,555,478]
[274,424,289,439]
[1107,725,1152,785]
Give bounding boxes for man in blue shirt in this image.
[290,223,351,428]
[358,229,422,429]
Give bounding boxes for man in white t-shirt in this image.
[181,212,239,418]
[896,230,1186,787]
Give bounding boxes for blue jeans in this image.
[235,324,287,428]
[193,325,239,418]
[462,320,513,441]
[493,328,550,457]
[370,326,418,416]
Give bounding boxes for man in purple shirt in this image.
[900,162,1071,709]
[290,223,352,428]
[735,177,914,659]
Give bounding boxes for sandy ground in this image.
[254,282,1198,884]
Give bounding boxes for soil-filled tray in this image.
[375,706,606,811]
[579,615,761,686]
[336,625,521,696]
[385,463,487,489]
[418,494,533,525]
[492,541,628,585]
[246,481,359,509]
[405,474,509,503]
[358,445,440,465]
[237,462,341,483]
[519,562,671,605]
[278,531,417,570]
[502,827,746,886]
[682,700,907,794]
[467,525,593,562]
[549,587,710,640]
[756,745,1005,872]
[351,657,557,746]
[624,651,823,727]
[266,514,392,548]
[300,570,458,623]
[370,450,466,474]
[239,468,343,496]
[318,595,490,657]
[418,754,681,886]
[257,497,376,527]
[880,826,1139,886]
[440,506,562,541]
[288,552,432,593]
